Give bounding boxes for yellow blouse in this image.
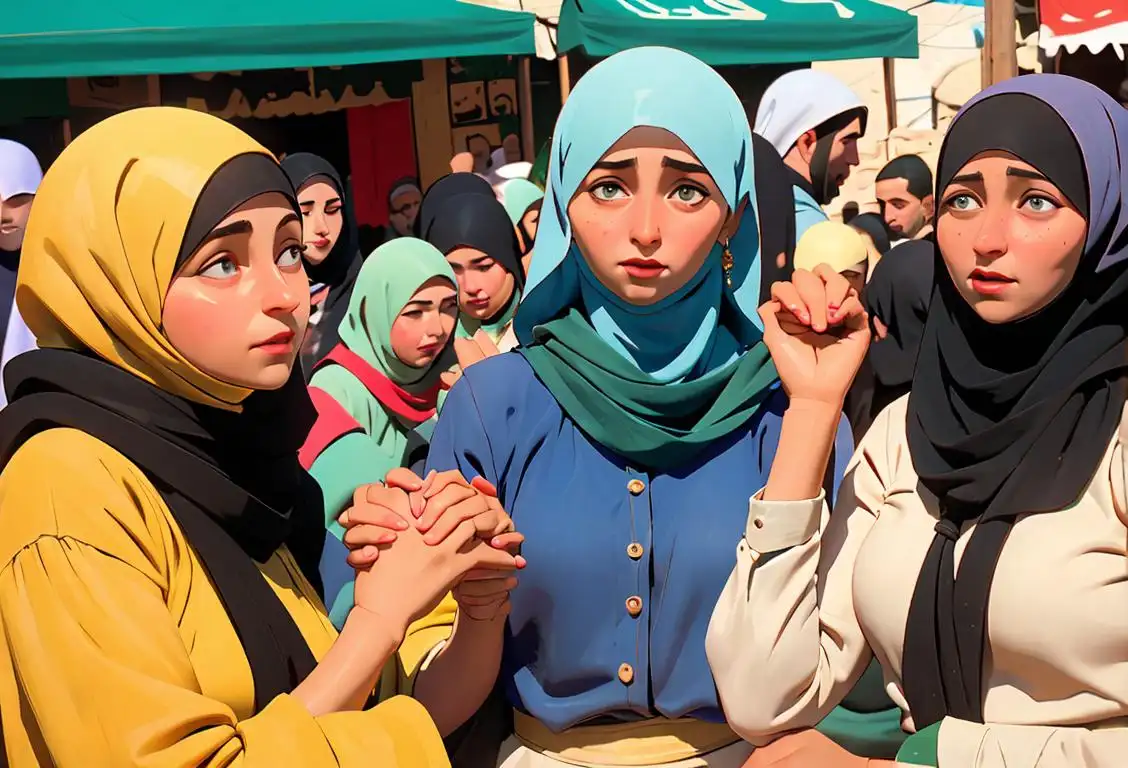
[0,427,456,767]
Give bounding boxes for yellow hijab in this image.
[18,107,280,410]
[794,220,870,275]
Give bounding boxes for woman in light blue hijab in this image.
[396,47,853,767]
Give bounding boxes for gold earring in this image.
[721,239,734,288]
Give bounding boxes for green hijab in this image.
[456,289,520,343]
[337,238,457,387]
[500,179,544,225]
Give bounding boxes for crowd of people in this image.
[0,43,1124,768]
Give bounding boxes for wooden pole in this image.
[518,56,536,162]
[882,58,897,134]
[982,0,1018,87]
[146,74,162,107]
[558,54,572,104]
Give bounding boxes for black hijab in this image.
[849,212,892,257]
[844,239,933,442]
[753,132,797,304]
[902,81,1128,729]
[865,239,933,391]
[418,172,526,292]
[0,154,323,713]
[281,153,358,288]
[282,153,364,367]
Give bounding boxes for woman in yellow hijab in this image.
[0,107,518,767]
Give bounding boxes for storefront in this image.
[1038,0,1128,100]
[0,0,539,241]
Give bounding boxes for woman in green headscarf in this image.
[499,178,544,278]
[300,237,459,626]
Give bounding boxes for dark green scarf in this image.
[520,309,779,471]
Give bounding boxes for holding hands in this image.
[339,467,525,629]
[760,265,871,407]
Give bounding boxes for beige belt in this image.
[513,710,741,767]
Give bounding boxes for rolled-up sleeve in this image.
[706,414,889,745]
[0,534,448,767]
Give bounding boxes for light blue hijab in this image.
[515,46,763,384]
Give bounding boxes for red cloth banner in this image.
[1039,0,1128,58]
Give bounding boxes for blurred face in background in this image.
[0,194,34,251]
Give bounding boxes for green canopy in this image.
[0,1,537,79]
[558,0,918,64]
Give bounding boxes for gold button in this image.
[618,662,635,685]
[625,596,643,617]
[627,542,644,560]
[627,478,645,495]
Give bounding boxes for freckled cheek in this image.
[664,213,720,271]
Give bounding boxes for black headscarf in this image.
[281,153,358,289]
[418,172,526,292]
[753,132,797,305]
[282,153,364,367]
[0,153,323,713]
[865,239,933,391]
[849,212,892,257]
[902,79,1128,729]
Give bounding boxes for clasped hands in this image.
[339,467,525,625]
[761,265,871,406]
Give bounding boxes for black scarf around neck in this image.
[0,349,324,711]
[902,92,1128,729]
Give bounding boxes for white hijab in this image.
[754,69,866,157]
[0,139,42,408]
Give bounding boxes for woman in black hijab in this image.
[418,172,525,351]
[707,75,1128,767]
[282,153,361,369]
[843,238,933,441]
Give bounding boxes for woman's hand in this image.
[341,469,524,567]
[760,265,870,408]
[440,365,463,390]
[448,477,522,621]
[351,507,521,639]
[455,329,501,371]
[336,485,412,563]
[741,730,898,768]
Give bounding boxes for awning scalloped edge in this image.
[1038,20,1128,60]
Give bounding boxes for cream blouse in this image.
[706,395,1128,768]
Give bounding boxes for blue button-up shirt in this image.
[426,353,852,733]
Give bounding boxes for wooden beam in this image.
[558,54,572,104]
[882,58,897,134]
[412,59,454,190]
[146,74,162,107]
[518,56,536,162]
[982,0,1018,86]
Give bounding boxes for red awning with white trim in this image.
[1039,0,1128,58]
